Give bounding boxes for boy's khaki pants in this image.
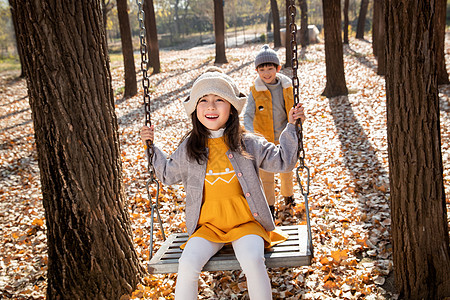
[259,169,294,206]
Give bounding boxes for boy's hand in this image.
[140,125,154,144]
[288,103,305,124]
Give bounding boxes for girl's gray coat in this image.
[152,123,299,236]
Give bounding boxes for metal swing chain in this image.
[288,3,304,170]
[136,0,166,260]
[288,0,313,257]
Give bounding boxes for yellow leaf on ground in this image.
[331,249,348,264]
[32,218,44,227]
[323,280,337,290]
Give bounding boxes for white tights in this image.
[174,234,272,300]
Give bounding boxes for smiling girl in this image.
[140,67,305,299]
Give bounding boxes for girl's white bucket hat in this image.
[183,68,246,116]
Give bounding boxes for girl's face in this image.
[196,94,231,131]
[256,64,281,85]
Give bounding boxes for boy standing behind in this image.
[244,44,296,219]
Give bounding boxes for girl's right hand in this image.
[140,125,154,144]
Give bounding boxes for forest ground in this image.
[0,36,449,299]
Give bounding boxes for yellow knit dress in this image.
[183,136,287,248]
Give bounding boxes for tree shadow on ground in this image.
[344,45,377,72]
[0,96,28,108]
[0,107,30,122]
[327,94,396,293]
[327,95,393,292]
[0,119,33,134]
[328,94,390,204]
[328,96,388,189]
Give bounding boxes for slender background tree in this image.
[299,0,309,48]
[436,0,449,85]
[117,0,137,97]
[343,0,349,44]
[8,1,24,78]
[214,0,227,63]
[355,0,369,39]
[101,0,115,38]
[270,0,282,48]
[372,0,381,57]
[144,0,161,74]
[321,0,348,97]
[375,0,385,75]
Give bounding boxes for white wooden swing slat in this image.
[148,225,312,274]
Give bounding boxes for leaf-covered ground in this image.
[1,37,449,299]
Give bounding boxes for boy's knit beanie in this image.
[255,44,280,68]
[183,67,247,116]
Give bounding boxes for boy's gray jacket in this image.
[151,123,299,236]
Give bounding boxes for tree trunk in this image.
[372,0,381,57]
[144,0,161,74]
[285,0,293,68]
[355,0,369,39]
[321,0,348,97]
[174,0,180,36]
[101,0,108,34]
[436,0,449,85]
[117,0,137,98]
[375,1,385,76]
[299,0,309,48]
[182,4,189,37]
[385,1,450,299]
[270,0,282,48]
[267,10,272,32]
[101,0,113,39]
[214,0,227,64]
[343,0,349,44]
[9,1,143,298]
[8,2,25,78]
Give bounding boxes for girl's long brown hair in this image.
[183,105,250,164]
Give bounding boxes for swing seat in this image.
[148,225,312,274]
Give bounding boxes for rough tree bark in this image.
[321,0,348,97]
[9,1,143,298]
[214,0,227,64]
[385,1,450,298]
[117,0,137,97]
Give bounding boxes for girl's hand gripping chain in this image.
[288,103,306,125]
[140,125,154,146]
